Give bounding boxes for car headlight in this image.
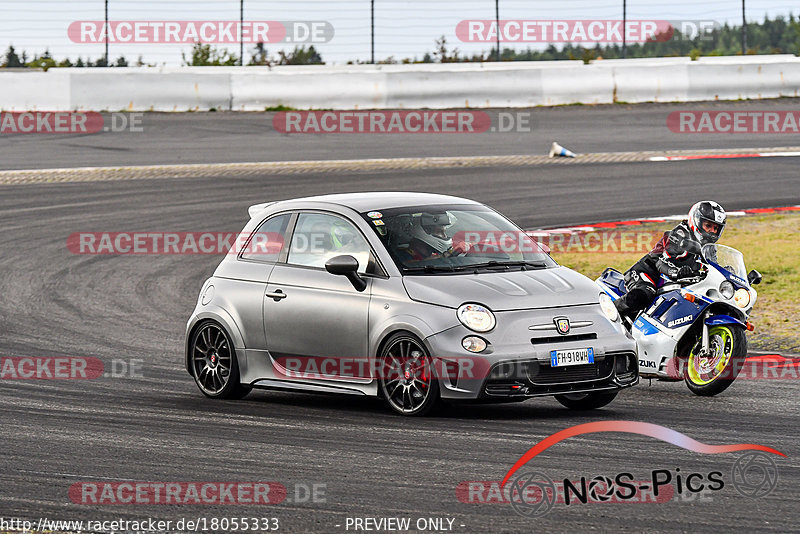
[457,303,496,333]
[734,288,751,308]
[719,281,735,300]
[599,292,619,322]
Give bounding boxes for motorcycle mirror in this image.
[747,269,762,286]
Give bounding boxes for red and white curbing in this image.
[650,151,800,162]
[528,205,800,237]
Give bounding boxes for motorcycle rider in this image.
[614,201,727,320]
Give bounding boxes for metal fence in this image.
[1,0,797,66]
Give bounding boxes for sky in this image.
[1,0,798,65]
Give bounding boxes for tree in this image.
[26,49,56,71]
[433,36,459,63]
[248,42,270,66]
[115,55,128,67]
[182,43,238,66]
[276,45,324,65]
[2,46,23,68]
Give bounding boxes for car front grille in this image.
[530,333,598,345]
[527,357,614,384]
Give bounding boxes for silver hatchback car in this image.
[186,192,637,415]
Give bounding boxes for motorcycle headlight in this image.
[719,281,735,300]
[457,303,496,333]
[734,288,751,308]
[599,292,620,322]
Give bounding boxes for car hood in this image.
[402,266,601,311]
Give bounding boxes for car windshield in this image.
[361,204,557,273]
[703,244,747,279]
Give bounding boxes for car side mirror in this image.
[747,269,762,286]
[538,242,551,255]
[325,255,367,292]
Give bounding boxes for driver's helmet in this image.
[412,212,454,253]
[688,200,726,244]
[310,221,354,252]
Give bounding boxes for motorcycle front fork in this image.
[698,311,711,356]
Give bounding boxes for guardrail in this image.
[1,55,798,111]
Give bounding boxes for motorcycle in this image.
[597,243,762,396]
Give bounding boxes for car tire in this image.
[190,321,251,399]
[378,332,439,416]
[555,391,618,410]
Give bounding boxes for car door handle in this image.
[266,289,287,301]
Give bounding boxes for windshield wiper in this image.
[403,265,457,274]
[464,260,549,270]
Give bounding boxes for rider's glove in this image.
[676,265,695,279]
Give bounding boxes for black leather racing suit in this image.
[615,220,704,318]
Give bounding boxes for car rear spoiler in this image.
[247,202,276,219]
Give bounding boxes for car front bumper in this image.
[424,303,638,401]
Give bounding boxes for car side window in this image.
[240,213,291,262]
[288,213,371,274]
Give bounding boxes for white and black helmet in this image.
[688,201,726,244]
[412,212,454,253]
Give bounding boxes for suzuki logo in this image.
[554,317,570,335]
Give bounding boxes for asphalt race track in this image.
[0,101,799,533]
[2,99,800,171]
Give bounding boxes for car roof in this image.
[269,192,482,212]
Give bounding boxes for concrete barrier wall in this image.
[1,55,798,111]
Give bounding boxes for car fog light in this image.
[734,288,751,308]
[462,336,487,353]
[719,281,735,300]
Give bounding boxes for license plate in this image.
[550,348,594,367]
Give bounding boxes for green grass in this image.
[553,212,800,352]
[264,104,297,111]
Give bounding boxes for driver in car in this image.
[404,212,472,262]
[614,200,727,320]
